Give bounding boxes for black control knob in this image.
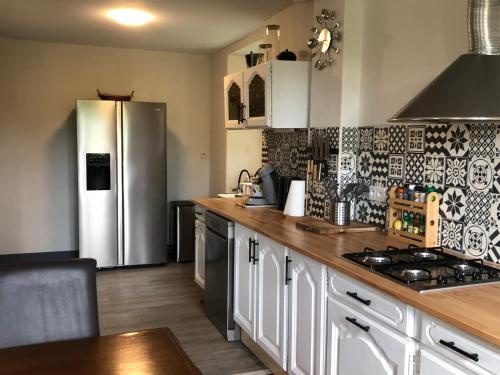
[471,271,480,280]
[437,275,448,285]
[488,269,498,279]
[455,273,465,282]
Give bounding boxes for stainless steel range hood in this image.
[390,0,500,122]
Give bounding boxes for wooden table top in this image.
[194,197,500,347]
[0,328,201,375]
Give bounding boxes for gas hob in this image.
[343,245,500,293]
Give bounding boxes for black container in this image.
[245,52,263,67]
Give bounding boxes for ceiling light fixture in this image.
[106,8,154,27]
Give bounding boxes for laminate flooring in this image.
[97,263,266,375]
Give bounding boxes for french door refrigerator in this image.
[77,100,167,268]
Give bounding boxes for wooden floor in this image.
[97,263,266,375]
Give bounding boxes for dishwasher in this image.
[204,211,240,341]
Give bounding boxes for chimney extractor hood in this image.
[390,0,500,123]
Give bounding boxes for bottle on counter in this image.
[413,213,420,235]
[397,186,405,200]
[402,211,409,232]
[407,184,416,201]
[414,186,422,202]
[407,211,414,233]
[419,215,426,235]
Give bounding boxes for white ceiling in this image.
[0,0,294,53]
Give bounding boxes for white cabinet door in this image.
[420,347,471,375]
[234,223,257,339]
[244,63,270,128]
[288,250,327,375]
[194,220,205,289]
[224,72,245,129]
[326,297,417,375]
[256,235,288,369]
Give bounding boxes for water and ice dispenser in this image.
[86,153,110,190]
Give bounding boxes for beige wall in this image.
[358,0,468,125]
[0,38,210,254]
[209,1,314,195]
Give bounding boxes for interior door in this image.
[326,297,416,375]
[122,101,167,265]
[419,347,470,375]
[234,224,257,339]
[224,72,245,129]
[288,250,327,375]
[256,235,288,369]
[76,100,118,268]
[244,63,270,128]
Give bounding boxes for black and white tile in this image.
[440,219,464,251]
[388,154,405,180]
[424,155,445,186]
[440,188,466,221]
[446,123,470,157]
[341,127,359,153]
[425,124,448,156]
[358,151,373,178]
[373,127,389,152]
[445,157,467,188]
[359,127,374,151]
[468,158,493,192]
[405,153,425,184]
[465,191,492,226]
[368,201,386,226]
[470,123,496,158]
[355,200,371,223]
[491,158,500,194]
[463,223,490,258]
[487,227,500,263]
[406,125,426,153]
[388,125,406,154]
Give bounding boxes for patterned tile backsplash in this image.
[262,124,500,263]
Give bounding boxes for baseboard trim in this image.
[0,250,79,264]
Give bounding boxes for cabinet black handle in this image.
[285,256,292,285]
[248,238,254,263]
[252,241,259,264]
[345,317,370,332]
[439,340,479,362]
[238,103,246,124]
[346,291,372,306]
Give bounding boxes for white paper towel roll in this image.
[283,180,305,217]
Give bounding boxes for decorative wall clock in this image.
[308,8,342,70]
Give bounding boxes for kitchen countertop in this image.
[193,197,500,348]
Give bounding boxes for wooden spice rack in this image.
[387,187,439,247]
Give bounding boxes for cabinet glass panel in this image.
[228,82,241,121]
[248,74,265,118]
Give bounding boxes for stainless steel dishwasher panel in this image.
[204,211,240,341]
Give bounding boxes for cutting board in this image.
[296,219,380,234]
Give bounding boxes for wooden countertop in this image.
[193,197,500,348]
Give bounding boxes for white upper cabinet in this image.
[255,235,288,369]
[233,223,257,339]
[287,250,327,375]
[224,61,310,129]
[224,72,245,130]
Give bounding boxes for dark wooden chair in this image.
[0,258,99,349]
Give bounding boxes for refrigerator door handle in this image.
[116,102,124,266]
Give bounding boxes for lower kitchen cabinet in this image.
[419,346,470,375]
[287,249,327,375]
[234,223,257,339]
[326,297,417,375]
[256,235,288,369]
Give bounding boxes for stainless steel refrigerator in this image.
[76,100,167,268]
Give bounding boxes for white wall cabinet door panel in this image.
[194,219,205,288]
[288,250,327,375]
[420,346,471,375]
[326,297,417,375]
[244,63,270,128]
[233,223,257,339]
[224,72,245,129]
[256,235,288,369]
